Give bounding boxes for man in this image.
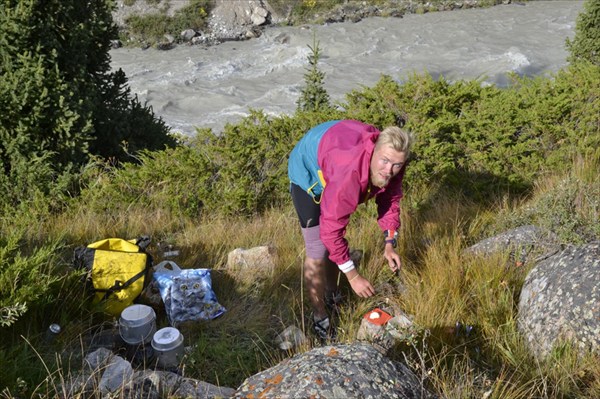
[288,119,412,340]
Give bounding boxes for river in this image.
[110,1,584,136]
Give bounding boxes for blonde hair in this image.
[376,126,413,157]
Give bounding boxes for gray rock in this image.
[123,370,235,399]
[357,308,416,354]
[245,29,260,39]
[99,355,134,394]
[518,241,600,359]
[181,28,197,42]
[234,343,436,398]
[174,378,236,398]
[85,347,114,370]
[254,5,269,18]
[251,6,268,26]
[227,245,277,273]
[150,370,184,394]
[208,0,271,41]
[273,32,290,44]
[275,325,307,350]
[357,316,394,354]
[125,371,161,399]
[464,225,560,265]
[191,34,217,46]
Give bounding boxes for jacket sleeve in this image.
[319,170,362,265]
[375,164,406,232]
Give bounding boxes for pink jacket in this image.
[317,120,405,264]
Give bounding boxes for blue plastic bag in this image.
[153,261,226,326]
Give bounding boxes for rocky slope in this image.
[112,0,508,48]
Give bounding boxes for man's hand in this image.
[384,243,401,273]
[346,271,375,297]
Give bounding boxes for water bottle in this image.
[45,323,61,344]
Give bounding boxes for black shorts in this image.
[290,183,321,228]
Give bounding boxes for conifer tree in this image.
[297,34,331,111]
[0,0,174,206]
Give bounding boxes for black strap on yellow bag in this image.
[73,236,153,315]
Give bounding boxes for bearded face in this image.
[369,145,407,188]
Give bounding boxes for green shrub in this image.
[566,0,600,66]
[75,140,218,219]
[170,0,210,33]
[125,13,171,43]
[74,109,347,218]
[456,77,544,191]
[0,229,86,396]
[286,0,343,25]
[343,74,407,127]
[344,74,490,193]
[200,111,318,214]
[541,62,600,168]
[0,231,63,327]
[0,145,76,213]
[125,0,211,44]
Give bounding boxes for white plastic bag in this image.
[153,261,226,326]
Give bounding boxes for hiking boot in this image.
[324,290,344,317]
[312,315,337,342]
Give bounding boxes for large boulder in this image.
[234,343,436,398]
[464,225,560,266]
[518,241,600,359]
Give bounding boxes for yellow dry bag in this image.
[73,237,152,315]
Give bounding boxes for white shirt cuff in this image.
[337,260,355,273]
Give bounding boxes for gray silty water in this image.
[109,1,583,136]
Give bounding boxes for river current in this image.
[110,1,583,136]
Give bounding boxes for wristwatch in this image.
[384,229,398,248]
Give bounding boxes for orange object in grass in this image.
[363,308,392,325]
